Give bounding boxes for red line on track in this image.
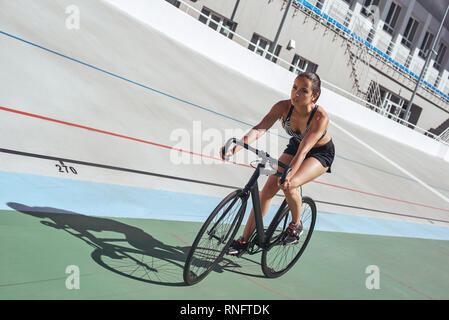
[0,105,248,168]
[313,181,449,213]
[1,105,448,213]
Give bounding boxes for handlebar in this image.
[222,138,292,185]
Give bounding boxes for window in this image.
[248,34,282,63]
[401,17,419,48]
[315,0,326,10]
[199,7,237,39]
[419,31,434,58]
[380,89,407,120]
[383,2,401,35]
[380,87,422,125]
[360,0,379,17]
[289,55,318,74]
[435,74,442,87]
[433,43,447,71]
[165,0,180,8]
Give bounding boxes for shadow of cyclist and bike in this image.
[7,202,263,286]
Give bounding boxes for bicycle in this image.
[183,138,317,285]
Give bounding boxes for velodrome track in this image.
[0,0,449,299]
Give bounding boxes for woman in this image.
[221,71,335,256]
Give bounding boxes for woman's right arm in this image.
[222,101,285,158]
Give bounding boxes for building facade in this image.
[166,0,449,141]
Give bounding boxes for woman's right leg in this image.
[241,153,294,241]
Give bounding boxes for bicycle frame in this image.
[240,163,289,249]
[222,137,292,249]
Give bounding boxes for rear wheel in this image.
[183,190,247,285]
[261,196,316,278]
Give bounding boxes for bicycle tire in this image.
[261,196,316,278]
[183,189,247,285]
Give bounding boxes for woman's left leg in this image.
[282,157,328,224]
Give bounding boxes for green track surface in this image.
[1,209,448,300]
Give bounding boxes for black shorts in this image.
[283,138,335,173]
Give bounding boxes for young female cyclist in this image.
[220,71,335,256]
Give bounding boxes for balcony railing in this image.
[307,0,449,105]
[170,0,449,146]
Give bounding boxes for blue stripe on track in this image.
[1,171,448,241]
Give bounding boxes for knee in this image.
[283,186,302,199]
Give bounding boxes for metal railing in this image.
[349,14,383,108]
[366,80,383,110]
[171,0,449,146]
[323,0,351,27]
[439,127,449,143]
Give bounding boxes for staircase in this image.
[346,19,382,111]
[429,117,449,141]
[439,128,449,143]
[365,80,383,111]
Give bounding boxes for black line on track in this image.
[0,148,238,190]
[315,200,449,224]
[1,147,448,224]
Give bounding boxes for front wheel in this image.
[261,196,316,278]
[183,189,247,285]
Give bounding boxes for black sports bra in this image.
[281,104,326,141]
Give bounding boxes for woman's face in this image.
[290,77,318,107]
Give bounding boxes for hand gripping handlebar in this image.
[222,138,292,185]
